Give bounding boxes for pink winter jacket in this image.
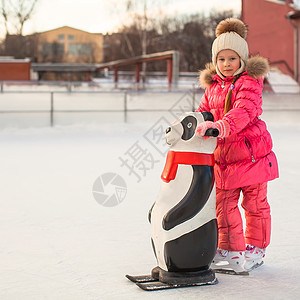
[197,57,279,190]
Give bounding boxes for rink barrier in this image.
[0,90,200,127]
[0,88,299,127]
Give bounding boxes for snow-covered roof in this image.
[267,69,299,93]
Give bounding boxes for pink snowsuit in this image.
[197,68,279,251]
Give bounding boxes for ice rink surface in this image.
[0,92,300,299]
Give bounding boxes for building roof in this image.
[0,57,30,63]
[32,63,97,72]
[35,26,102,36]
[268,69,299,93]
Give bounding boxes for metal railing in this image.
[0,80,299,129]
[0,89,200,127]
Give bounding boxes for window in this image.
[40,43,64,56]
[68,43,92,55]
[68,35,74,41]
[58,34,64,41]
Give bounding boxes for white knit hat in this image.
[212,18,249,78]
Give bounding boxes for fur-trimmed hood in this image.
[199,56,270,88]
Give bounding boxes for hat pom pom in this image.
[216,18,247,39]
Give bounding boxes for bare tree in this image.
[110,0,170,81]
[1,0,38,35]
[1,0,9,34]
[104,10,236,73]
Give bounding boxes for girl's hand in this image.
[196,120,230,138]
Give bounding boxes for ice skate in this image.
[211,249,248,275]
[244,245,265,271]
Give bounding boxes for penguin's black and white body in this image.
[149,111,218,285]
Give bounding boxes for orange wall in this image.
[37,26,103,63]
[0,62,31,80]
[242,0,295,75]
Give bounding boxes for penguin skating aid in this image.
[126,112,220,291]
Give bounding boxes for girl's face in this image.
[217,49,241,77]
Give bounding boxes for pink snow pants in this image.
[216,182,271,251]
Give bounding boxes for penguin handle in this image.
[205,128,219,137]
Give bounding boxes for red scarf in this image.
[161,151,215,183]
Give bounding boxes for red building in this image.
[242,0,300,83]
[0,58,31,80]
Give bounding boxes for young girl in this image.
[196,18,279,273]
